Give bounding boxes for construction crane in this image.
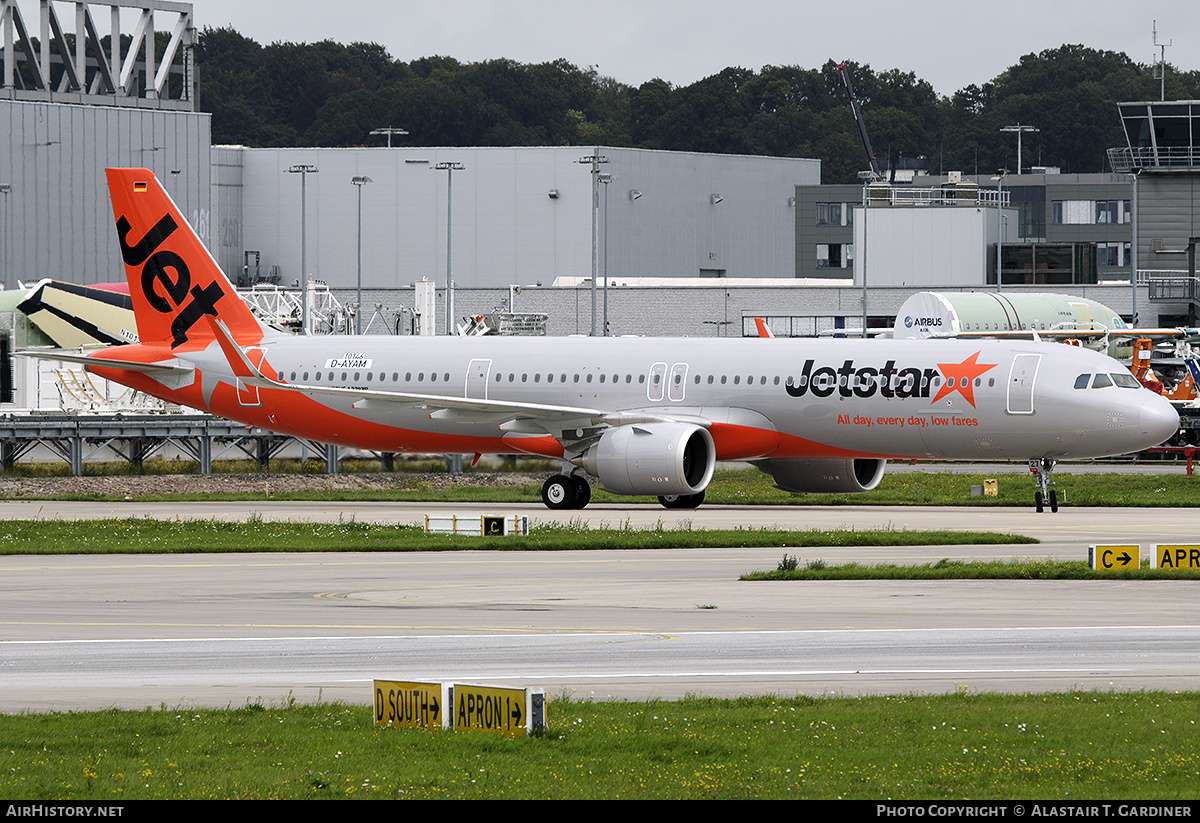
[835,62,881,181]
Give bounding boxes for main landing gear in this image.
[1029,458,1059,513]
[539,475,707,510]
[541,474,591,510]
[657,492,705,509]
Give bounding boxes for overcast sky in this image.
[195,0,1196,98]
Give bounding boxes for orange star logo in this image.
[931,352,996,408]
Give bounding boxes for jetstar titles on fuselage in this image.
[784,354,997,408]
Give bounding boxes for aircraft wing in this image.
[17,347,195,375]
[207,318,691,431]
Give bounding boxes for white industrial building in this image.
[852,195,1009,288]
[213,146,819,292]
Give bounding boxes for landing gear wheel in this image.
[1029,458,1058,514]
[569,476,591,509]
[658,491,705,509]
[541,475,575,510]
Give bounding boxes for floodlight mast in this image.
[836,62,881,181]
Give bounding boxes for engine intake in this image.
[578,422,715,496]
[752,457,886,494]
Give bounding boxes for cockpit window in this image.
[1091,373,1113,389]
[1074,374,1090,390]
[1111,373,1141,388]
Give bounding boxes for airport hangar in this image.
[2,2,1199,363]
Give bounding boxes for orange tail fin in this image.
[105,168,264,349]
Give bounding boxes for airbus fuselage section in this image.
[93,331,1176,465]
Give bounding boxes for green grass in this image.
[0,457,557,477]
[0,519,1036,555]
[5,467,1197,507]
[701,469,1200,508]
[3,691,1199,799]
[743,556,1200,581]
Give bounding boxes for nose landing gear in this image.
[1029,458,1059,513]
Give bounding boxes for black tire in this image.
[1049,489,1058,513]
[1035,491,1044,513]
[659,491,705,509]
[570,476,591,509]
[541,475,575,510]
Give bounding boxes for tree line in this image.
[196,28,1200,183]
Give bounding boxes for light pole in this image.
[434,162,464,335]
[370,127,408,147]
[285,164,318,334]
[992,169,1008,291]
[1131,167,1142,325]
[351,175,372,334]
[599,172,614,335]
[860,182,869,337]
[0,184,11,290]
[577,150,608,336]
[1001,124,1038,175]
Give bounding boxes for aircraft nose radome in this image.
[1139,394,1180,447]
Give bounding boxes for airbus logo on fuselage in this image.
[116,212,226,348]
[785,359,939,399]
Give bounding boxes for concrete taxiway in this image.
[1,501,1198,712]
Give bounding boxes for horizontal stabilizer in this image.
[17,347,193,374]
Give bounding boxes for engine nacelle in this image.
[752,457,886,494]
[577,422,715,496]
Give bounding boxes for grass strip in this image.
[743,556,1200,581]
[6,468,1197,506]
[0,519,1035,555]
[2,691,1198,799]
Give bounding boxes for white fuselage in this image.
[162,333,1178,462]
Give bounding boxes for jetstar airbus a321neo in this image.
[31,168,1181,512]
